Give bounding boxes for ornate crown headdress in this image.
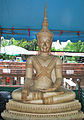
[37,4,53,43]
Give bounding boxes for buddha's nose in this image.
[43,42,46,46]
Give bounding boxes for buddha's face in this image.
[38,37,52,53]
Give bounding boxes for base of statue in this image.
[1,100,84,120]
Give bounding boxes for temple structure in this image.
[1,4,84,120]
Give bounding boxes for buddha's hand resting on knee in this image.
[21,89,28,101]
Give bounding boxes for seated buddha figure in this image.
[12,5,75,104]
[2,4,84,120]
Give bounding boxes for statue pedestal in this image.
[1,100,84,120]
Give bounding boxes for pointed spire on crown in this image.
[44,3,47,17]
[42,3,49,32]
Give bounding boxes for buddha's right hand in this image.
[21,89,27,101]
[21,88,29,101]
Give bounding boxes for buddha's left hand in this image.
[39,87,56,92]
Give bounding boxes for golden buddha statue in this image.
[2,4,84,120]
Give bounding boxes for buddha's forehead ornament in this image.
[37,4,53,43]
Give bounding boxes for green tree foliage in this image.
[63,40,84,52]
[1,38,38,51]
[1,38,9,47]
[63,40,84,62]
[36,46,39,51]
[51,47,57,51]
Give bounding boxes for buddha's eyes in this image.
[40,39,50,43]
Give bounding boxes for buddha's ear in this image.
[50,35,53,41]
[37,36,40,45]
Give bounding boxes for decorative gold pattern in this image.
[34,56,54,79]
